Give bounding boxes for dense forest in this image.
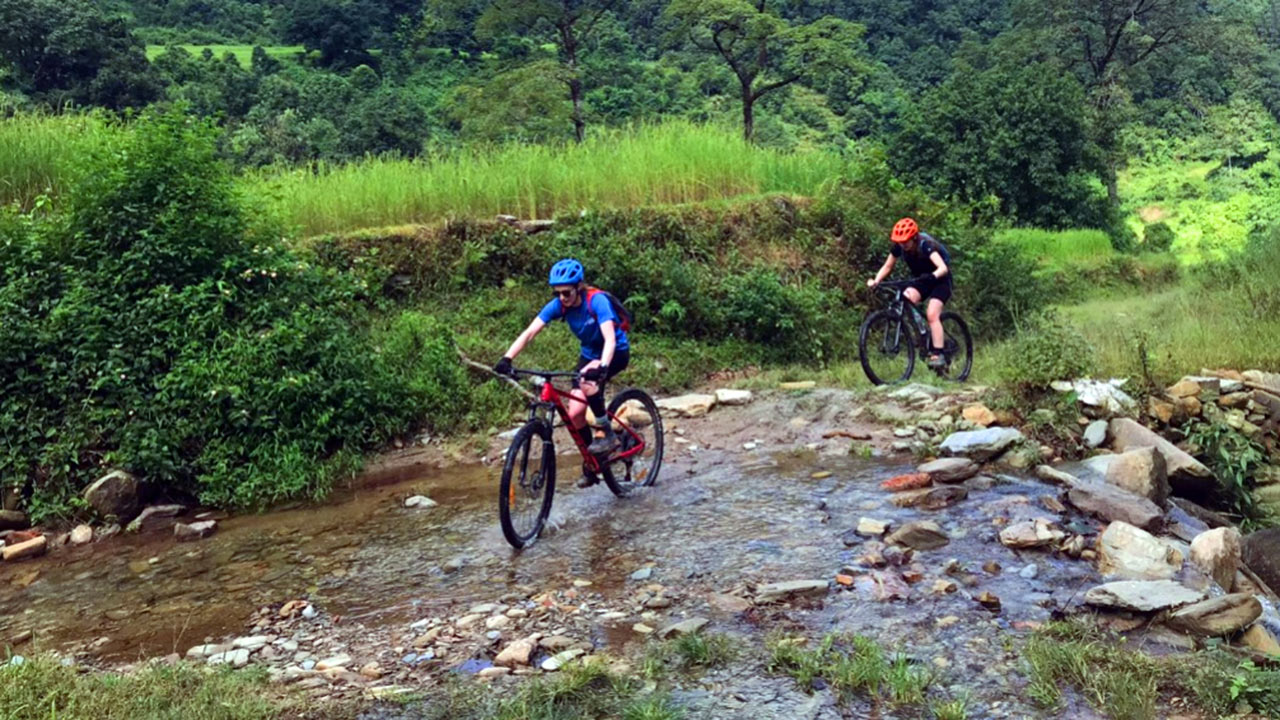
[4,0,1280,237]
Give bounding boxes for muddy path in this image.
[0,386,1126,717]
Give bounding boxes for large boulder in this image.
[938,427,1024,462]
[655,394,716,418]
[1108,418,1214,496]
[1083,580,1206,612]
[82,470,141,521]
[918,458,978,483]
[1190,527,1242,591]
[1104,446,1169,507]
[0,510,27,531]
[1166,594,1262,636]
[1066,482,1163,532]
[1242,528,1280,594]
[1098,521,1183,580]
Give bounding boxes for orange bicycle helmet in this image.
[891,217,918,244]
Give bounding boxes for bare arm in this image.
[503,317,546,360]
[928,251,949,279]
[598,320,616,368]
[868,254,896,287]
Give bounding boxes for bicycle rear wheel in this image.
[498,420,556,549]
[602,388,664,498]
[859,310,915,385]
[934,312,974,382]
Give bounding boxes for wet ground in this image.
[0,388,1117,717]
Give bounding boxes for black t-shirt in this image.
[891,232,950,278]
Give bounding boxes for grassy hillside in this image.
[144,44,304,65]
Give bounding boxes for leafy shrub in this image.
[1003,311,1096,391]
[1186,420,1271,529]
[0,108,430,521]
[1143,221,1176,252]
[718,268,837,359]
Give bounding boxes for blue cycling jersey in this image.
[537,292,631,361]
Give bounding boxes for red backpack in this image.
[584,287,633,332]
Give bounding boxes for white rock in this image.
[314,654,352,671]
[1190,527,1242,591]
[714,389,754,406]
[540,649,585,671]
[1099,522,1184,580]
[405,495,438,509]
[655,394,717,418]
[1084,580,1206,612]
[70,525,93,545]
[232,636,271,652]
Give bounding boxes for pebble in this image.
[630,567,653,581]
[404,495,438,509]
[632,623,654,634]
[1019,564,1039,580]
[314,654,352,671]
[485,615,511,630]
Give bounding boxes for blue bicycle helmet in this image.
[548,258,584,286]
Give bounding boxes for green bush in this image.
[0,108,431,521]
[1003,311,1096,391]
[1142,222,1176,252]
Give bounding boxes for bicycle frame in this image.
[875,283,955,360]
[526,376,647,474]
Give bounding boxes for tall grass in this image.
[145,45,305,66]
[253,121,848,236]
[0,112,117,209]
[995,228,1114,268]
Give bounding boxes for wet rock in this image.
[1190,527,1242,591]
[1099,522,1184,580]
[495,634,541,667]
[486,615,511,630]
[632,623,654,634]
[918,458,978,483]
[891,486,967,510]
[70,525,93,545]
[174,520,217,542]
[938,427,1023,462]
[659,617,709,638]
[404,495,438,509]
[854,571,911,602]
[1019,564,1039,580]
[714,389,753,406]
[315,654,352,671]
[232,636,270,651]
[707,592,751,613]
[126,504,187,533]
[1083,420,1108,449]
[962,404,996,427]
[209,649,251,668]
[1084,580,1206,612]
[1066,482,1163,532]
[755,579,829,604]
[655,394,716,418]
[881,472,931,491]
[1104,447,1169,507]
[1167,594,1262,636]
[856,518,890,537]
[1035,465,1080,486]
[83,470,141,521]
[977,592,1002,613]
[999,519,1066,549]
[1242,624,1280,656]
[1108,418,1214,495]
[541,649,585,671]
[186,644,222,659]
[1243,529,1280,594]
[2,535,46,562]
[478,666,510,679]
[885,521,949,551]
[0,510,27,531]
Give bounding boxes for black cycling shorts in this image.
[573,349,630,388]
[908,278,952,304]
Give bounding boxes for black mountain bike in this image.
[858,279,973,385]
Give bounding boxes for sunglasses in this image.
[553,288,577,299]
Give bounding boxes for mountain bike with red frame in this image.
[497,367,664,549]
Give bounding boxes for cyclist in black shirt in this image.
[866,217,953,369]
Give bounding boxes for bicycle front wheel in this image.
[936,312,974,382]
[859,310,915,385]
[498,420,556,549]
[602,388,664,497]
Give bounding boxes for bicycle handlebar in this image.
[511,368,581,379]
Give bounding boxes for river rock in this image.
[70,525,93,545]
[541,649,585,672]
[856,517,890,536]
[209,649,251,668]
[1104,446,1169,506]
[938,427,1024,462]
[755,579,829,603]
[1190,527,1242,591]
[892,485,968,510]
[1167,594,1262,636]
[918,457,978,483]
[126,504,187,533]
[1148,395,1178,424]
[1084,580,1206,612]
[2,536,46,562]
[83,470,141,521]
[962,404,996,427]
[655,394,716,418]
[1166,379,1202,399]
[885,521,949,551]
[0,510,27,531]
[233,635,271,651]
[174,520,217,542]
[495,634,541,667]
[1242,528,1280,594]
[1108,418,1214,495]
[714,389,753,406]
[1099,522,1183,580]
[315,654,353,671]
[1036,465,1080,486]
[659,617,708,638]
[999,518,1066,549]
[404,495,438,509]
[1083,420,1108,449]
[1241,624,1280,656]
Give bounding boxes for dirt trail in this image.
[0,386,1141,717]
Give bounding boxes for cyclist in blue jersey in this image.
[494,259,631,486]
[867,217,953,368]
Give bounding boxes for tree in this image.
[476,0,620,143]
[284,0,377,69]
[661,0,865,142]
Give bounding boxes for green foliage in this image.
[1186,420,1271,529]
[1141,221,1175,252]
[0,108,433,520]
[643,632,739,677]
[1001,311,1095,391]
[994,228,1115,268]
[767,634,933,709]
